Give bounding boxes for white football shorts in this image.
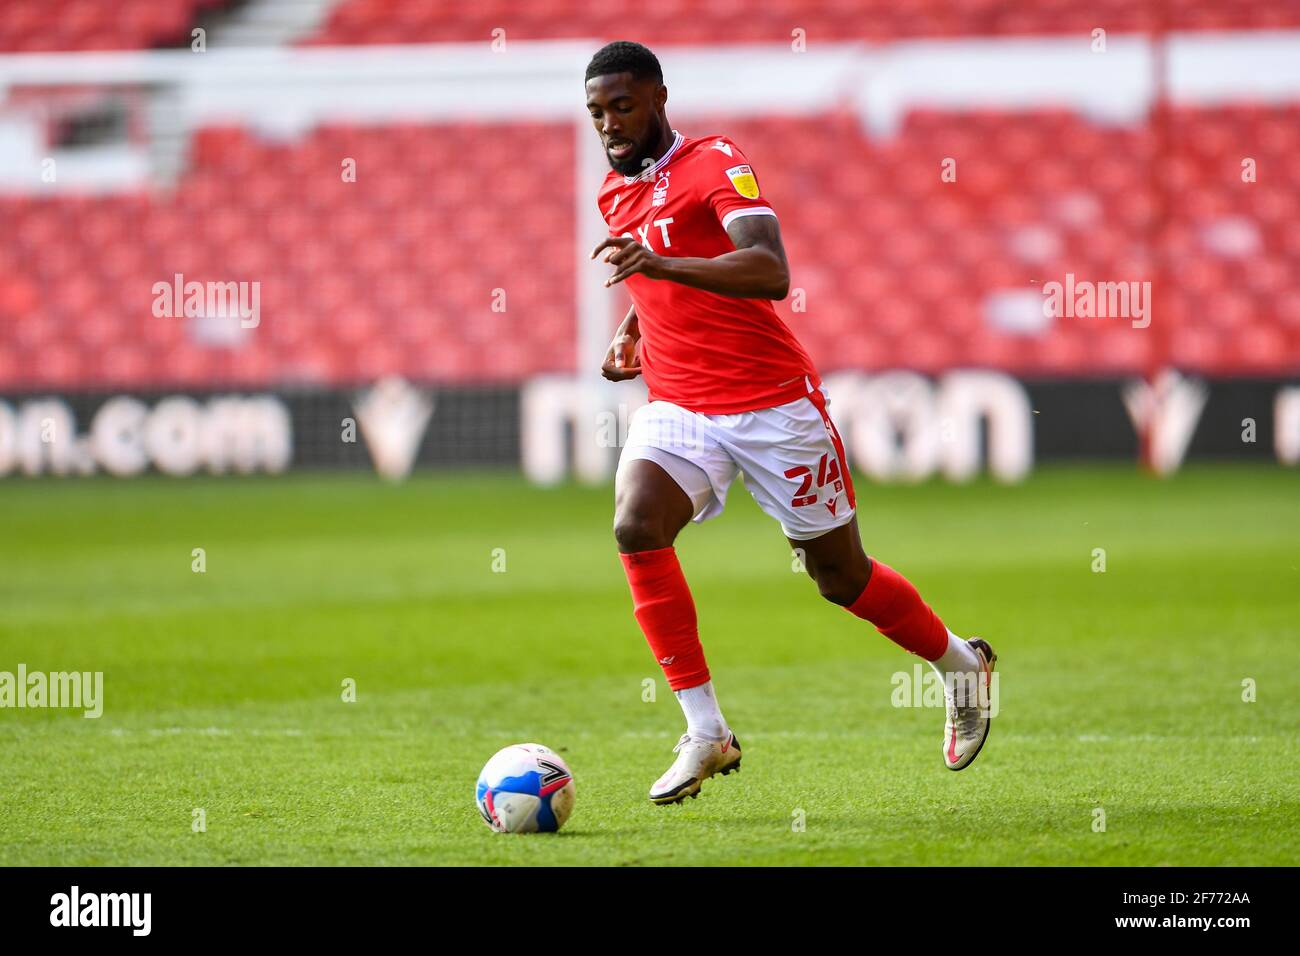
[617,376,857,541]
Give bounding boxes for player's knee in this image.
[613,506,675,553]
[811,563,867,607]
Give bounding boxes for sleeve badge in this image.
[725,164,760,199]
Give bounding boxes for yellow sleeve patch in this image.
[725,164,760,199]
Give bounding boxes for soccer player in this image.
[585,41,997,804]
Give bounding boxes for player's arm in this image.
[601,304,641,381]
[590,215,790,301]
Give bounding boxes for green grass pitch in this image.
[1,464,1296,866]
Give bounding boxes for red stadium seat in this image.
[305,0,1300,47]
[0,0,227,52]
[4,98,1300,389]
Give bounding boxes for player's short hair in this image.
[584,41,663,85]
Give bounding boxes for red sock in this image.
[846,559,948,661]
[619,547,710,691]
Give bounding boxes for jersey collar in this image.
[623,129,684,185]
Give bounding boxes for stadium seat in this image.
[305,0,1300,46]
[4,99,1300,388]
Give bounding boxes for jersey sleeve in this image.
[697,138,778,233]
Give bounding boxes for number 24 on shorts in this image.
[784,453,843,508]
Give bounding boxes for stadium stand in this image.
[0,0,232,53]
[306,0,1300,46]
[3,1,1299,391]
[3,103,1299,390]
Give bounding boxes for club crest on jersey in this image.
[725,164,759,199]
[652,171,671,207]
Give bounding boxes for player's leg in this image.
[613,456,694,553]
[614,458,716,715]
[791,516,956,660]
[614,453,741,803]
[722,382,996,770]
[792,517,997,770]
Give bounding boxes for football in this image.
[475,743,576,833]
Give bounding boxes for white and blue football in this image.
[475,743,576,833]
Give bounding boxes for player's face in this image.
[585,73,666,176]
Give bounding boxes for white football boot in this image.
[943,637,997,771]
[648,731,742,804]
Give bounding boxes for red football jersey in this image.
[597,131,820,414]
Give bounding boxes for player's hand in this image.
[590,237,664,287]
[601,330,642,381]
